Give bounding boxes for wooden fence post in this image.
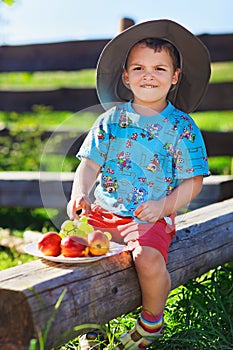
[119,17,135,32]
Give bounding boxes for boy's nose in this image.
[143,71,154,79]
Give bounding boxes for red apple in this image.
[87,230,110,256]
[38,232,62,257]
[61,235,88,258]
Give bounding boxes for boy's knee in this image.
[133,246,166,273]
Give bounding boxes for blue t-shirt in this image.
[77,101,209,218]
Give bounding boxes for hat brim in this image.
[96,19,211,113]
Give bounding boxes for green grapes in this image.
[60,220,77,237]
[60,216,94,238]
[77,222,94,234]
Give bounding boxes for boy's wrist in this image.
[157,197,171,219]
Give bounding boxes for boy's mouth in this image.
[141,84,157,89]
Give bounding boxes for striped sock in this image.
[138,310,163,348]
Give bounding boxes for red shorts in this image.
[85,205,176,262]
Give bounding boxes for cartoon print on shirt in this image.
[167,185,174,195]
[173,148,184,170]
[106,166,115,174]
[97,124,105,140]
[126,139,132,148]
[163,142,175,157]
[141,123,162,140]
[117,151,132,170]
[130,187,148,205]
[119,110,132,128]
[138,177,154,187]
[172,119,180,131]
[146,154,160,172]
[78,102,209,217]
[179,126,196,142]
[131,132,139,141]
[103,176,119,193]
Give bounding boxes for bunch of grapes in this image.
[60,216,94,238]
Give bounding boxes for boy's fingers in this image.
[134,203,144,216]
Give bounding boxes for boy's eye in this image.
[156,67,166,71]
[133,66,142,71]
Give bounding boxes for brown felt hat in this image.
[96,19,211,113]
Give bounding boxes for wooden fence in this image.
[0,18,232,152]
[0,18,232,210]
[0,33,232,113]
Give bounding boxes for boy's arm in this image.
[134,175,203,223]
[67,157,101,219]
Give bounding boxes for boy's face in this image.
[123,44,180,113]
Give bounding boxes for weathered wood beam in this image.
[0,82,232,112]
[0,40,109,72]
[0,33,231,72]
[0,87,103,113]
[0,198,232,350]
[0,172,232,212]
[201,130,233,157]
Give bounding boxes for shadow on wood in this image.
[0,198,232,350]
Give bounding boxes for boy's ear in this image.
[172,68,181,85]
[123,69,130,85]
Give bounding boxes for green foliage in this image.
[106,264,233,350]
[191,110,233,132]
[0,69,96,89]
[1,0,15,5]
[160,264,233,349]
[210,61,233,83]
[0,247,36,270]
[0,207,58,232]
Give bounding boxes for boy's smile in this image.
[123,44,180,115]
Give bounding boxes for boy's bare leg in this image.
[132,246,171,315]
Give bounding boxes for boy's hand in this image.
[67,195,91,220]
[134,199,165,223]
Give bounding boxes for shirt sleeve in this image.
[173,118,209,179]
[77,110,112,167]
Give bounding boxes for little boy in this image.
[67,19,210,350]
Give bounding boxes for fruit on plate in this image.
[60,217,94,238]
[61,235,89,258]
[37,232,62,256]
[60,220,77,237]
[87,230,110,256]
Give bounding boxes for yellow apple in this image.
[87,230,110,256]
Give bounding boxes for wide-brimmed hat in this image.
[96,19,211,113]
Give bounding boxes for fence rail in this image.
[0,31,232,113]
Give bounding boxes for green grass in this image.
[0,247,36,270]
[0,69,96,89]
[191,110,233,175]
[0,106,97,131]
[210,61,233,83]
[191,110,233,131]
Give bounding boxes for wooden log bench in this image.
[0,198,232,350]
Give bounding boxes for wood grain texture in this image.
[0,198,232,349]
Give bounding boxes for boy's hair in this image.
[125,38,181,72]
